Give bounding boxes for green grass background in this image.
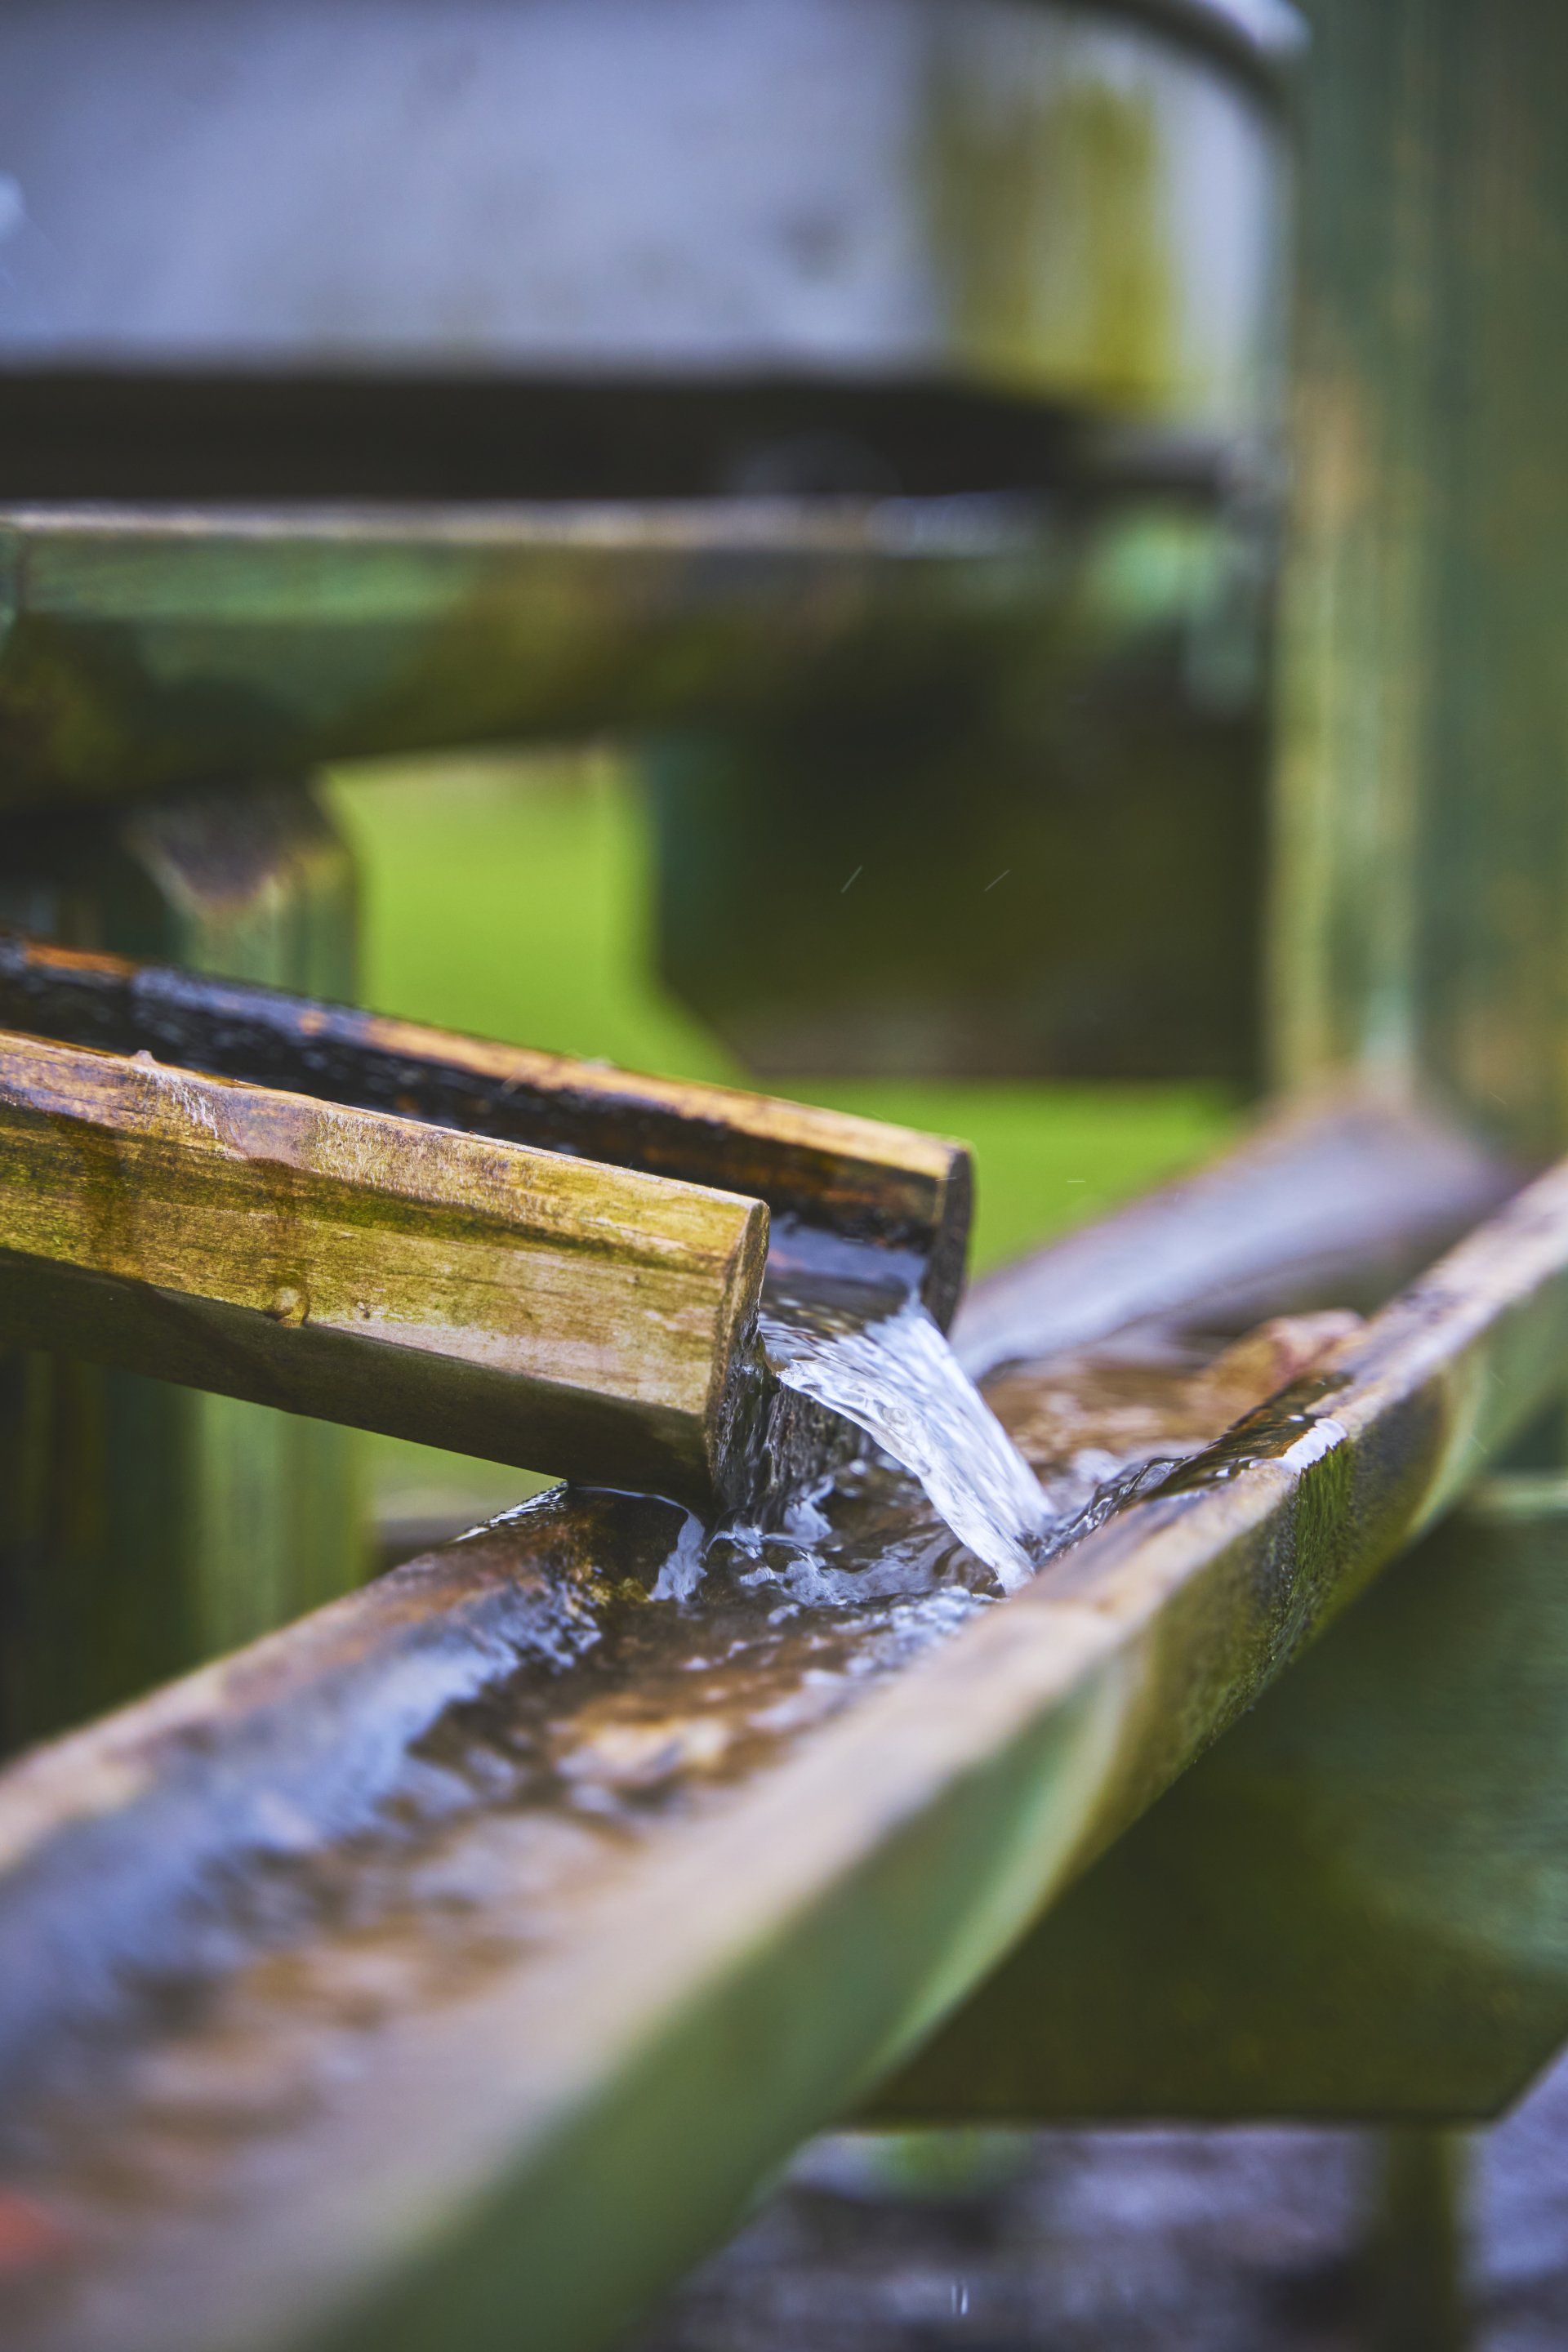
[326,751,1236,1521]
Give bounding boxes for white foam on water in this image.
[650,1511,708,1602]
[760,1297,1049,1592]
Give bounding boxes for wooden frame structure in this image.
[3,1,1568,2346]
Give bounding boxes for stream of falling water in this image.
[758,1295,1050,1591]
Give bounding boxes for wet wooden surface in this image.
[0,1100,1556,2352]
[0,932,973,1321]
[0,1027,768,1508]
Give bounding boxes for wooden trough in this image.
[0,1093,1555,2352]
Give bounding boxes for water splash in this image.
[760,1297,1049,1591]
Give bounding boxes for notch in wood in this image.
[0,936,973,1508]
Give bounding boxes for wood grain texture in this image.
[0,1030,768,1508]
[0,929,973,1320]
[1272,0,1568,1162]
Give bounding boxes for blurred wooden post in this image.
[1275,0,1568,1165]
[0,786,364,1749]
[1276,0,1568,2336]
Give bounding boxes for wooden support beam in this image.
[0,1030,769,1511]
[0,501,1062,813]
[868,1470,1568,2128]
[1365,2129,1469,2352]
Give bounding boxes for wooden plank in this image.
[0,500,1062,811]
[0,930,973,1321]
[0,1030,768,1509]
[0,785,364,1752]
[0,1107,1557,2352]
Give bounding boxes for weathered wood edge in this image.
[0,931,973,1318]
[957,1083,1515,1375]
[0,1027,769,1507]
[0,499,1036,562]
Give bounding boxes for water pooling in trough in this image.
[758,1294,1051,1591]
[0,1291,1361,2348]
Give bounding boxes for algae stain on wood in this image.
[0,1028,773,1508]
[925,56,1178,414]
